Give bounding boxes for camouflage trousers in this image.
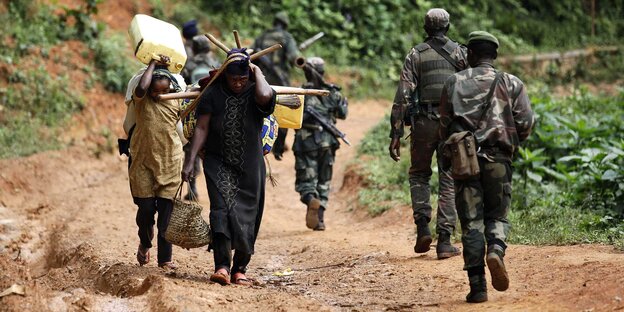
[455,159,512,270]
[409,116,457,234]
[294,148,335,208]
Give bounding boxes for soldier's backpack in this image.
[443,71,503,180]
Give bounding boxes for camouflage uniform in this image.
[389,17,467,239]
[251,12,300,159]
[439,31,534,301]
[181,35,221,84]
[440,62,534,266]
[294,58,347,230]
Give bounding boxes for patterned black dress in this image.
[196,81,276,254]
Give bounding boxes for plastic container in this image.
[272,86,304,129]
[128,14,187,74]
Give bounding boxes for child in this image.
[130,55,183,269]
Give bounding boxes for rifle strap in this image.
[426,39,463,72]
[475,71,504,130]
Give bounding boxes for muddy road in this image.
[0,99,622,311]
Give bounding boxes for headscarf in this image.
[225,48,250,76]
[153,67,182,92]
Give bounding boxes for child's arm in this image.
[135,55,170,98]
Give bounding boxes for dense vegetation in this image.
[355,88,624,248]
[0,1,139,158]
[154,0,624,78]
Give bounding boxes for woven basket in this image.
[165,184,211,249]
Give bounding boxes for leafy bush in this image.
[91,34,141,92]
[0,67,84,158]
[194,0,623,79]
[354,115,411,215]
[0,0,137,158]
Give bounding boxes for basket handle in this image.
[175,181,199,203]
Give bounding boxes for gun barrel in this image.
[295,56,306,68]
[298,32,325,51]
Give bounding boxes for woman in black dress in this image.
[182,49,275,285]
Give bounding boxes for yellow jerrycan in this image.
[272,86,304,129]
[128,14,187,74]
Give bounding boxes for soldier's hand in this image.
[389,137,401,162]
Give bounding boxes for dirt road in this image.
[0,99,623,311]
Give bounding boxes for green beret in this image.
[468,31,499,47]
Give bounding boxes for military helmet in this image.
[307,56,325,74]
[274,11,290,27]
[424,8,450,29]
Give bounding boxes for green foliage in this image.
[0,1,138,158]
[518,89,624,214]
[355,115,411,215]
[90,34,141,92]
[0,2,64,62]
[0,67,84,158]
[190,0,623,80]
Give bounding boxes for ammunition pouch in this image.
[443,131,480,180]
[404,104,439,126]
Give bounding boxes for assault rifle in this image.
[305,106,351,146]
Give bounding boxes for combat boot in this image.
[436,232,461,259]
[466,274,488,303]
[486,244,509,291]
[304,194,321,229]
[414,218,432,253]
[314,206,326,231]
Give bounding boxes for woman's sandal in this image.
[231,272,253,286]
[209,269,231,286]
[158,262,177,270]
[137,245,150,266]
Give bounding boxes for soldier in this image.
[181,35,221,85]
[388,8,467,259]
[438,31,534,303]
[251,11,301,160]
[294,57,348,230]
[182,20,199,59]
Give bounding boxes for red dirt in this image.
[0,1,623,311]
[1,99,623,311]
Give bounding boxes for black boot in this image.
[314,206,326,231]
[436,231,461,260]
[466,273,488,303]
[305,194,320,229]
[486,244,509,291]
[414,218,432,253]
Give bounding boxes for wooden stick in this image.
[250,44,282,61]
[159,87,330,101]
[205,34,230,53]
[233,30,242,49]
[272,86,330,96]
[159,92,200,100]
